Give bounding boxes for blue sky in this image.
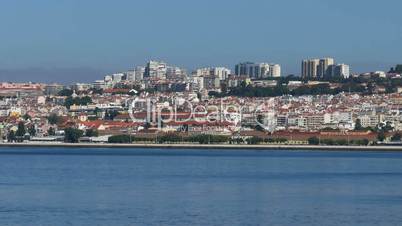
[0,0,401,83]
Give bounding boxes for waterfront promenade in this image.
[1,142,402,151]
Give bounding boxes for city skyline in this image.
[1,0,402,83]
[2,1,402,225]
[0,57,392,84]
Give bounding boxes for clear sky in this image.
[0,0,401,83]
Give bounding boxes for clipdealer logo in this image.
[127,97,275,131]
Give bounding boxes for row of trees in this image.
[390,65,402,74]
[63,128,98,143]
[107,134,291,145]
[210,77,402,98]
[244,137,288,145]
[6,121,98,143]
[7,122,36,142]
[307,131,402,145]
[307,137,370,146]
[213,83,369,98]
[108,134,231,144]
[107,135,154,143]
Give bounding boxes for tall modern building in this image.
[203,76,221,90]
[327,64,350,79]
[213,67,231,80]
[317,58,335,78]
[335,64,350,79]
[235,62,279,79]
[195,68,211,77]
[195,67,231,80]
[144,61,167,79]
[301,59,320,79]
[269,64,281,77]
[135,66,145,81]
[112,73,124,83]
[125,70,136,81]
[125,66,145,82]
[327,65,337,78]
[235,62,257,78]
[166,66,186,79]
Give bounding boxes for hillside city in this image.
[1,58,402,146]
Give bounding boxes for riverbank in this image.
[1,142,402,151]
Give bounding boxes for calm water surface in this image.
[0,148,401,226]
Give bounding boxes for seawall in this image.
[1,143,402,151]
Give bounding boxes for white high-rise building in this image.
[195,68,211,77]
[166,66,186,79]
[318,58,335,78]
[145,61,167,79]
[302,57,351,80]
[302,59,320,79]
[327,64,350,79]
[259,63,271,79]
[269,64,281,77]
[126,70,136,81]
[235,62,279,79]
[212,67,231,80]
[112,73,124,83]
[336,64,350,79]
[93,80,107,90]
[195,67,231,80]
[104,75,112,82]
[135,66,145,81]
[191,76,204,91]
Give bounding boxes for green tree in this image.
[28,125,36,136]
[64,128,84,143]
[23,114,31,120]
[16,122,26,137]
[395,64,402,73]
[321,139,335,145]
[58,89,73,96]
[354,119,363,131]
[89,88,103,95]
[377,131,386,142]
[336,139,348,145]
[64,96,74,108]
[384,121,394,132]
[377,122,394,133]
[85,129,99,137]
[48,114,62,125]
[105,110,119,120]
[255,115,265,131]
[158,134,182,143]
[187,134,229,144]
[391,132,402,142]
[246,136,263,144]
[48,127,56,136]
[94,107,101,115]
[308,137,320,145]
[108,135,132,143]
[7,130,16,142]
[354,139,370,146]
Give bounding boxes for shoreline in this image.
[1,142,402,151]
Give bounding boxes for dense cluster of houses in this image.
[1,81,401,144]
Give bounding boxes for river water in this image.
[0,148,401,226]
